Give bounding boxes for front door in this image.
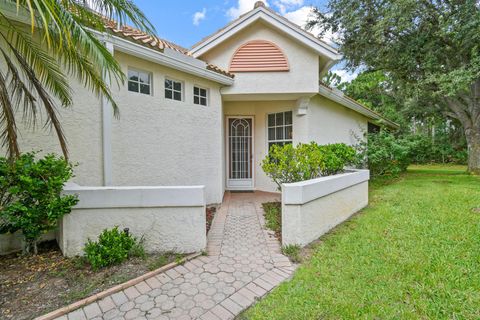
[227,117,254,190]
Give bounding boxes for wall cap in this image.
[63,184,206,209]
[282,169,370,205]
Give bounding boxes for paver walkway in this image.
[59,191,295,320]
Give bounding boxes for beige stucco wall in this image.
[308,95,368,145]
[200,21,319,96]
[1,50,226,204]
[5,78,104,186]
[282,171,369,247]
[109,52,225,204]
[59,206,206,257]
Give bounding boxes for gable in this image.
[190,3,341,73]
[199,21,319,96]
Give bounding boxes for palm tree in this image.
[0,0,155,159]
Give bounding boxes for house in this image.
[10,1,396,206]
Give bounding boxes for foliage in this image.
[84,227,145,270]
[282,244,301,263]
[308,0,480,174]
[261,142,357,190]
[0,153,78,254]
[262,202,281,238]
[244,165,480,319]
[0,0,155,159]
[356,130,414,177]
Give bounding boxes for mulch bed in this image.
[206,206,216,234]
[0,241,182,320]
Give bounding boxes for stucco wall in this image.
[282,170,370,247]
[0,231,56,255]
[308,95,368,145]
[1,50,226,205]
[59,185,206,257]
[1,78,104,186]
[109,52,225,204]
[200,21,319,96]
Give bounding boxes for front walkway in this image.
[59,191,295,320]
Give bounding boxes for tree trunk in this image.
[446,80,480,175]
[466,126,480,175]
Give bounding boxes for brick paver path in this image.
[58,191,295,320]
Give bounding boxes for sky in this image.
[131,0,357,82]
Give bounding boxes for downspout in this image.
[102,37,113,186]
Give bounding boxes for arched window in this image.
[229,40,289,72]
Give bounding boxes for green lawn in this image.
[243,165,480,319]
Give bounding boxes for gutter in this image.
[318,85,400,129]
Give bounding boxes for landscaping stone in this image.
[57,191,295,320]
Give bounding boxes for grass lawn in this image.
[243,165,480,319]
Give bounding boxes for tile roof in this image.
[104,21,234,78]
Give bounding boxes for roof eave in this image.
[318,85,400,129]
[94,31,234,86]
[189,7,342,61]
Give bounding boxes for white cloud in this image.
[225,1,337,45]
[332,68,359,83]
[193,8,207,26]
[283,6,337,45]
[227,0,269,19]
[274,0,303,15]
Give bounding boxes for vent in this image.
[229,40,289,72]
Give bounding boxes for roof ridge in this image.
[189,5,338,55]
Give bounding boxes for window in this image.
[267,111,293,151]
[128,69,151,95]
[165,78,182,101]
[193,86,208,106]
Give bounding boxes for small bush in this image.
[261,142,357,189]
[356,131,411,177]
[282,244,301,263]
[262,202,281,239]
[84,227,144,270]
[0,153,78,254]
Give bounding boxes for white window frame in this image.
[266,110,293,152]
[193,85,208,106]
[127,68,152,95]
[165,77,183,102]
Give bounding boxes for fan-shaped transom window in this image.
[229,40,289,72]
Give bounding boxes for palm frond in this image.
[0,48,38,128]
[8,43,69,159]
[0,71,20,159]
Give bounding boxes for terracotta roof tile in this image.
[104,21,234,78]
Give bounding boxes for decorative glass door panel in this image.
[227,117,253,189]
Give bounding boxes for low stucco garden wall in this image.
[281,169,370,247]
[59,184,207,257]
[0,231,56,255]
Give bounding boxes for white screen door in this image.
[227,117,253,189]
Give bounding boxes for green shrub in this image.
[356,130,411,177]
[282,244,302,263]
[262,202,281,238]
[84,227,144,270]
[261,142,357,189]
[0,153,78,254]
